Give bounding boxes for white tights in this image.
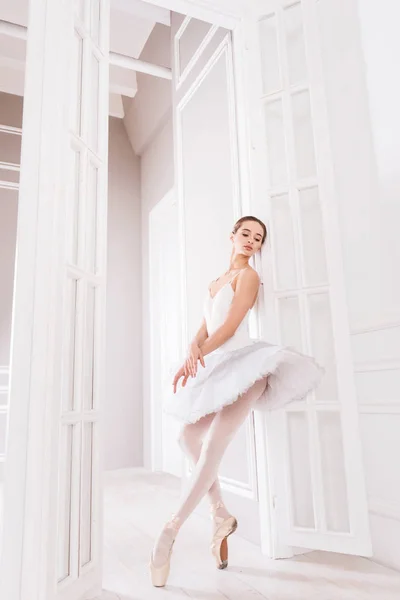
[152,378,267,567]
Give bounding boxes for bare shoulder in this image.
[239,267,260,285]
[235,267,260,291]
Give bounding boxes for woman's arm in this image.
[191,317,208,347]
[183,318,208,379]
[199,269,260,357]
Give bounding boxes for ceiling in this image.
[0,0,171,117]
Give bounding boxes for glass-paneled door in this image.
[249,0,371,556]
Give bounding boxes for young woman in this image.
[150,216,323,587]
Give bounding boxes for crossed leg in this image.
[178,412,230,518]
[152,378,267,568]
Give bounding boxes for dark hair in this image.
[232,216,267,244]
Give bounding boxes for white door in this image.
[55,1,110,598]
[0,0,110,598]
[149,192,183,478]
[171,14,261,542]
[245,0,372,556]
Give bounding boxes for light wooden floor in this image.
[98,468,400,600]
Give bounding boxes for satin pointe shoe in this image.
[210,501,238,570]
[149,514,180,587]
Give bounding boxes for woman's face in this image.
[231,221,264,257]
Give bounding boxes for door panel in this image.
[251,0,371,556]
[0,0,110,597]
[171,14,261,543]
[56,0,110,597]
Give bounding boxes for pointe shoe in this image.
[149,514,180,587]
[210,501,238,570]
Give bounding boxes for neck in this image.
[229,256,250,271]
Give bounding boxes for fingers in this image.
[185,356,196,378]
[173,353,206,394]
[184,359,193,378]
[199,350,205,368]
[173,373,180,394]
[173,367,185,394]
[190,356,197,377]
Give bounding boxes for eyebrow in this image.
[242,228,262,238]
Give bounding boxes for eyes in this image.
[242,232,262,243]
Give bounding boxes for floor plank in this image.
[96,468,400,600]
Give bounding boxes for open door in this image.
[246,0,372,556]
[55,1,110,598]
[170,13,262,541]
[0,0,110,598]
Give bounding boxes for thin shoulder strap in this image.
[229,268,248,284]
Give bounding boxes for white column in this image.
[0,0,71,597]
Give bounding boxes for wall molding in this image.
[0,180,19,191]
[0,127,21,191]
[0,161,20,172]
[351,321,400,336]
[369,497,400,522]
[355,360,400,373]
[0,124,22,136]
[359,404,400,414]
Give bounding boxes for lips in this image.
[244,246,252,251]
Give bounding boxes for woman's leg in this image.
[152,413,222,569]
[152,378,267,567]
[179,413,229,518]
[174,378,266,524]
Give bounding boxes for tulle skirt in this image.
[163,340,324,424]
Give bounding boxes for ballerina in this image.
[150,215,323,587]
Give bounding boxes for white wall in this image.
[356,0,400,322]
[123,23,172,156]
[317,0,384,330]
[140,117,174,468]
[355,0,400,571]
[317,0,400,570]
[105,117,143,470]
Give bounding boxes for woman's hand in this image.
[172,365,188,394]
[172,343,205,393]
[184,342,205,379]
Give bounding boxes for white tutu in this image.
[163,339,324,424]
[163,276,324,425]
